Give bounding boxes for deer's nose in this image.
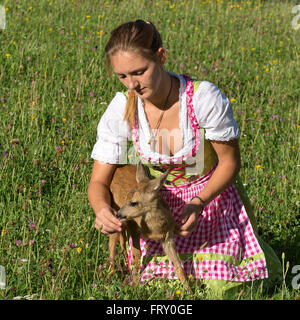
[116,211,126,220]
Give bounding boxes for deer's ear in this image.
[149,169,170,191]
[136,161,150,184]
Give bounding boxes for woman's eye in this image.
[129,201,139,207]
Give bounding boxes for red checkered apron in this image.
[128,75,268,283]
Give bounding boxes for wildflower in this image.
[189,274,193,279]
[77,247,82,253]
[62,117,67,123]
[78,238,84,243]
[16,240,22,246]
[49,28,53,32]
[175,290,181,295]
[230,98,236,103]
[86,15,91,19]
[69,243,75,248]
[256,165,261,169]
[1,229,5,237]
[5,53,11,57]
[29,224,36,230]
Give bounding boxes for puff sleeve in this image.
[193,81,240,141]
[91,92,130,164]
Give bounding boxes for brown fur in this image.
[108,162,191,294]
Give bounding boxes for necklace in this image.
[148,75,173,152]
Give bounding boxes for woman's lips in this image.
[136,87,146,94]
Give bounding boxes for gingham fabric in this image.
[128,75,268,283]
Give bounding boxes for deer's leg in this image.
[108,233,119,272]
[127,221,141,286]
[119,229,128,271]
[162,235,192,295]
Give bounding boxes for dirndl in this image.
[127,75,280,293]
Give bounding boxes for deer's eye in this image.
[129,201,139,207]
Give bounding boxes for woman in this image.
[88,20,281,295]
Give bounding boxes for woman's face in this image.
[109,49,166,101]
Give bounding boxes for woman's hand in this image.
[95,205,125,235]
[176,198,204,238]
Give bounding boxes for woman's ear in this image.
[156,47,167,65]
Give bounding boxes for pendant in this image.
[148,136,157,153]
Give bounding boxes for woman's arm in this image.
[177,138,241,237]
[197,138,241,205]
[88,161,124,234]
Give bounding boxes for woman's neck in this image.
[145,71,178,110]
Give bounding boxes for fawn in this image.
[108,162,191,293]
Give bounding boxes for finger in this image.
[176,229,191,238]
[180,213,196,229]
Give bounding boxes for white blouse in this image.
[91,73,240,164]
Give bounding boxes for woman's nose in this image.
[127,77,138,91]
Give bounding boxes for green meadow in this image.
[0,0,299,300]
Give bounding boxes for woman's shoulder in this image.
[101,91,127,118]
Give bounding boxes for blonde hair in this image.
[105,20,163,128]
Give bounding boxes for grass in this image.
[0,0,299,300]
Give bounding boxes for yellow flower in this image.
[189,274,193,279]
[251,48,255,51]
[241,46,245,51]
[61,140,65,145]
[169,4,175,9]
[291,145,295,150]
[5,53,11,57]
[76,247,82,253]
[49,28,53,32]
[62,117,67,123]
[81,26,84,30]
[97,30,103,35]
[256,165,261,169]
[199,256,203,262]
[273,60,278,64]
[5,7,9,12]
[25,18,29,22]
[79,238,84,243]
[1,229,5,237]
[86,15,91,19]
[230,98,236,103]
[175,290,181,295]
